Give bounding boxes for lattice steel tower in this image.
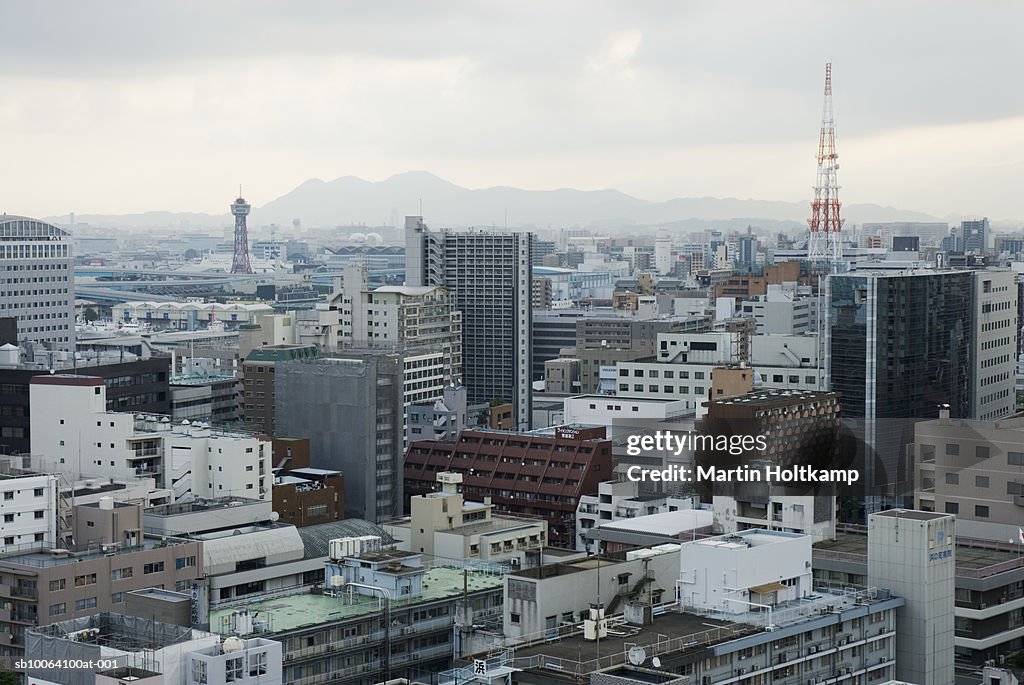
[230,190,253,274]
[807,63,843,267]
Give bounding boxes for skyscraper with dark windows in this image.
[406,216,532,429]
[961,217,989,255]
[826,270,973,509]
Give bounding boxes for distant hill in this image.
[47,171,946,230]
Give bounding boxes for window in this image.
[945,502,959,515]
[111,592,124,603]
[1010,452,1024,466]
[975,505,990,518]
[34,511,44,519]
[510,613,521,624]
[144,562,165,574]
[111,567,133,581]
[976,476,990,488]
[74,573,97,587]
[773,375,783,383]
[175,556,197,570]
[249,651,268,677]
[226,657,244,683]
[193,660,208,685]
[2,514,11,523]
[946,443,960,456]
[945,473,959,485]
[976,446,990,459]
[33,488,44,497]
[49,579,65,592]
[49,603,66,616]
[75,597,98,611]
[2,492,12,501]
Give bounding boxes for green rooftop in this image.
[209,566,504,635]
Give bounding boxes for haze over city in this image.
[3,1,1023,220]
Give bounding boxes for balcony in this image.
[10,586,37,600]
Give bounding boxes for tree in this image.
[83,307,99,322]
[0,671,20,685]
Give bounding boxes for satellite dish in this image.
[627,646,646,666]
[652,657,662,668]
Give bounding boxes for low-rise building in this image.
[0,501,202,659]
[385,471,548,567]
[0,464,59,554]
[575,480,699,551]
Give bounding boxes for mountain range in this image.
[51,171,950,232]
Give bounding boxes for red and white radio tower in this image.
[230,190,253,274]
[807,62,844,267]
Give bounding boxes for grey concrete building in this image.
[406,216,533,429]
[275,354,404,522]
[914,412,1024,535]
[0,215,75,351]
[867,509,955,685]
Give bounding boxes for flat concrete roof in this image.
[873,509,949,521]
[209,566,503,634]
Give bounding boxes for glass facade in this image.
[829,271,972,502]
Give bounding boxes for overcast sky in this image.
[2,1,1022,219]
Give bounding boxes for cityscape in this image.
[2,4,1023,685]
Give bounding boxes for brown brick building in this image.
[271,437,344,527]
[404,426,613,547]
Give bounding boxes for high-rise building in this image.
[405,216,532,429]
[826,269,1012,508]
[332,264,462,384]
[961,217,990,255]
[970,269,1017,421]
[0,215,75,351]
[274,354,406,522]
[654,236,673,274]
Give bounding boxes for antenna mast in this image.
[806,63,844,269]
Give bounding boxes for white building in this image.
[0,468,59,553]
[113,301,274,330]
[713,490,836,541]
[740,286,815,335]
[678,529,814,616]
[30,375,271,503]
[655,236,673,275]
[0,216,75,351]
[562,394,691,437]
[187,636,283,685]
[385,471,547,566]
[749,334,824,391]
[575,480,699,551]
[970,269,1017,420]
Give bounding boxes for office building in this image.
[275,354,405,522]
[169,358,239,423]
[241,344,318,435]
[0,500,202,659]
[970,269,1017,421]
[813,520,1022,667]
[867,509,955,685]
[962,217,990,255]
[406,216,532,429]
[0,215,74,351]
[827,270,973,506]
[532,311,583,381]
[30,375,272,502]
[405,426,613,547]
[740,288,814,334]
[914,411,1024,536]
[0,351,171,455]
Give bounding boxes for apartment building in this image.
[0,501,202,658]
[30,374,272,502]
[0,466,59,554]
